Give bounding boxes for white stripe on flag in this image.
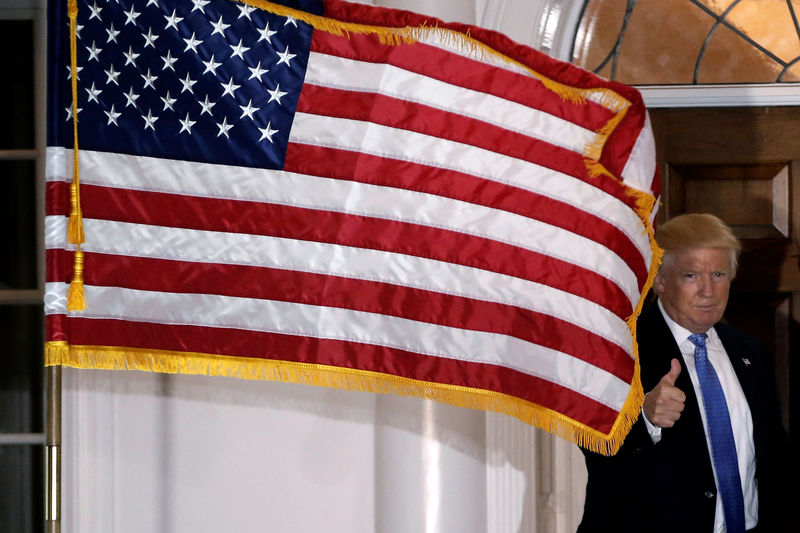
[44,281,631,410]
[45,215,633,353]
[621,112,657,195]
[287,113,651,264]
[406,26,629,121]
[304,51,597,153]
[289,113,643,299]
[48,148,640,307]
[47,148,651,273]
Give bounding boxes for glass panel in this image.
[696,22,789,84]
[571,0,800,86]
[0,304,43,434]
[0,20,34,150]
[0,445,43,533]
[0,160,37,290]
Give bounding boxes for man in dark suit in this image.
[578,213,788,533]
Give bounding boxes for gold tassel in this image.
[66,0,87,310]
[68,181,84,245]
[67,0,83,246]
[67,249,86,311]
[67,278,86,311]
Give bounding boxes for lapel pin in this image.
[742,358,751,366]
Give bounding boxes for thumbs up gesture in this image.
[643,359,686,428]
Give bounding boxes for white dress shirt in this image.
[641,301,758,532]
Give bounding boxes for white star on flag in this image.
[216,116,233,138]
[123,5,140,26]
[164,10,183,31]
[267,83,287,104]
[248,61,269,81]
[142,109,159,130]
[258,121,278,142]
[179,112,196,134]
[104,104,121,126]
[276,46,296,66]
[210,16,230,36]
[239,100,260,120]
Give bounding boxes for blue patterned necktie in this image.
[688,333,745,533]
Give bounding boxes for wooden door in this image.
[650,106,798,451]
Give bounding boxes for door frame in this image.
[640,84,800,108]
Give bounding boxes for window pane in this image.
[0,445,43,533]
[0,304,43,434]
[572,0,800,85]
[0,160,37,290]
[0,19,34,150]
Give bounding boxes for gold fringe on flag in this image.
[46,341,638,454]
[584,105,631,173]
[243,0,635,110]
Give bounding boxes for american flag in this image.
[45,0,659,454]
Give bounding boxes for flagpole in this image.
[45,365,61,533]
[38,0,60,526]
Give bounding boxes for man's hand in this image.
[643,358,685,428]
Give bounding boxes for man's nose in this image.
[698,276,714,296]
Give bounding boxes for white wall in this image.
[62,366,586,532]
[63,369,510,533]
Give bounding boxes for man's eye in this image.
[684,273,695,279]
[712,271,726,278]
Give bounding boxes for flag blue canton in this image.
[51,0,314,169]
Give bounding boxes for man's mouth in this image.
[695,305,717,312]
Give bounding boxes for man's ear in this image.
[653,272,665,297]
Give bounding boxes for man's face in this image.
[654,247,733,334]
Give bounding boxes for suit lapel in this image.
[717,328,759,415]
[641,303,710,450]
[641,303,696,402]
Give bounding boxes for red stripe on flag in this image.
[46,180,69,216]
[320,0,653,193]
[285,141,648,290]
[67,182,634,319]
[46,313,68,343]
[51,314,619,432]
[46,248,635,382]
[309,29,617,133]
[49,146,648,296]
[295,83,641,215]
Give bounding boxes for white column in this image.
[486,412,538,532]
[535,431,587,532]
[485,412,587,533]
[374,395,487,533]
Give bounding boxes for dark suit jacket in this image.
[578,300,789,533]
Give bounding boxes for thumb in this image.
[660,358,682,386]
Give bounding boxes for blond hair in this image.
[656,213,741,273]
